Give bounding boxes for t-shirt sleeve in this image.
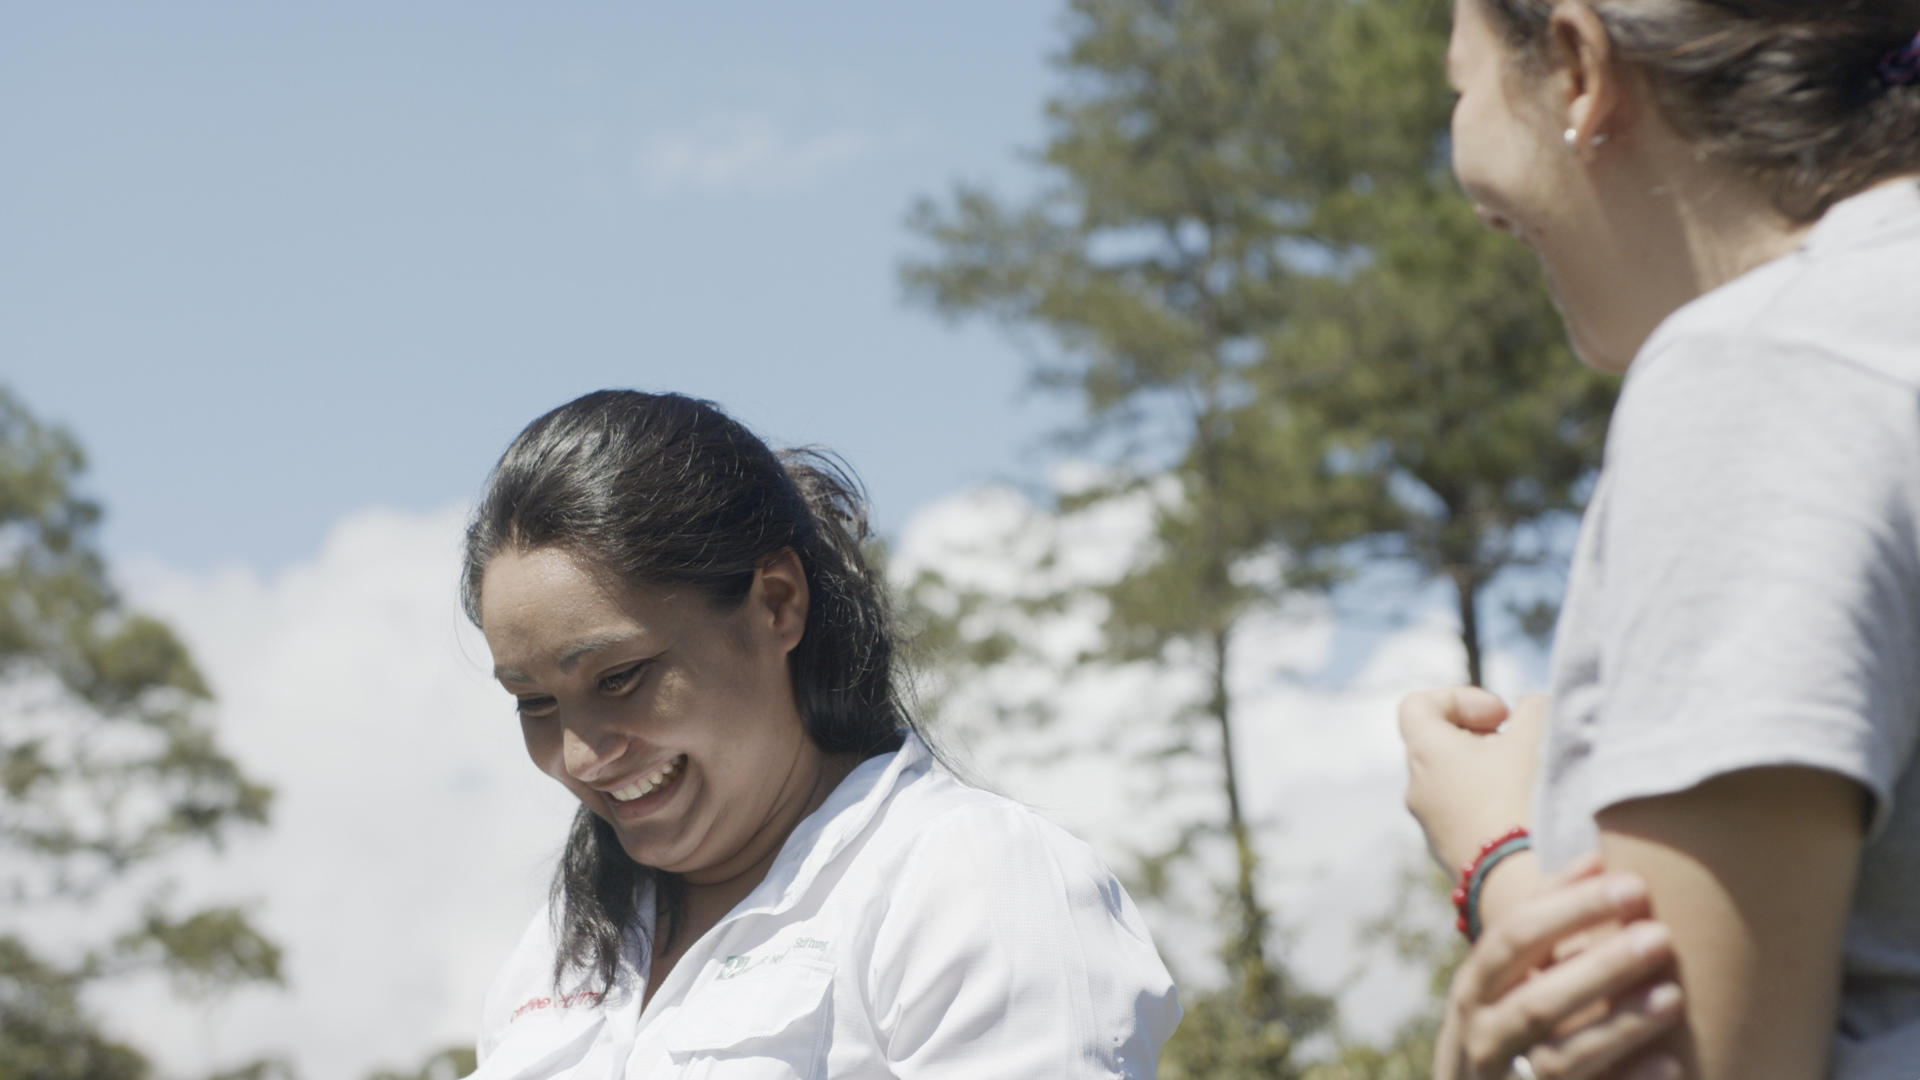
[865,803,1180,1079]
[1579,335,1920,839]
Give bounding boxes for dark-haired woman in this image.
[461,391,1178,1078]
[1397,1,1920,1077]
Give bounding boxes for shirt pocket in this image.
[663,959,835,1080]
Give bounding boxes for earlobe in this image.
[1552,2,1621,153]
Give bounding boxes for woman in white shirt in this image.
[1400,0,1920,1077]
[459,390,1179,1078]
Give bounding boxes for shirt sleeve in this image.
[1578,334,1920,839]
[474,905,561,1065]
[865,802,1181,1079]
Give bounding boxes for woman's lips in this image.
[604,754,688,818]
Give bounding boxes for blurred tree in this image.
[1297,866,1464,1079]
[904,0,1609,1071]
[362,1044,477,1080]
[902,0,1373,1071]
[0,387,282,1079]
[1267,0,1618,686]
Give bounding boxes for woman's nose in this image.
[561,723,627,784]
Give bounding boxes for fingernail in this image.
[1606,875,1647,906]
[1631,1054,1682,1080]
[1644,981,1682,1011]
[1629,922,1670,957]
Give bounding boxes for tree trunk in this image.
[1209,624,1277,1010]
[1451,568,1484,687]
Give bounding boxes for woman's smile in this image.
[601,753,689,820]
[480,543,828,881]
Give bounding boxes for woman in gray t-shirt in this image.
[1400,1,1920,1078]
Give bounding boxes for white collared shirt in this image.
[472,734,1181,1078]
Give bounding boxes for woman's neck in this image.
[1670,178,1811,302]
[1602,139,1814,364]
[674,750,861,932]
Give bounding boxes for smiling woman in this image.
[1401,1,1920,1078]
[456,390,1179,1078]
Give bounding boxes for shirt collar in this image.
[1804,176,1920,255]
[609,732,929,968]
[725,731,931,921]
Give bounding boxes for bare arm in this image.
[1596,766,1867,1079]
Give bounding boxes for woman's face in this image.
[480,546,823,885]
[1447,0,1634,370]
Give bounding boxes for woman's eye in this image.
[598,662,648,694]
[515,696,558,719]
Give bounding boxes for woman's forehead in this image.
[480,550,675,656]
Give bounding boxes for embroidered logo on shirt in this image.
[509,989,602,1022]
[714,936,830,981]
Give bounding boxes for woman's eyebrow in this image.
[493,631,642,683]
[556,632,639,670]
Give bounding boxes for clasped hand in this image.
[1400,687,1685,1080]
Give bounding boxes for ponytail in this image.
[1479,0,1920,221]
[779,448,908,759]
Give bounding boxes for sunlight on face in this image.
[1446,0,1629,371]
[478,546,818,884]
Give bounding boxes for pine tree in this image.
[903,0,1613,1070]
[1270,0,1617,685]
[903,1,1366,1070]
[0,387,283,1079]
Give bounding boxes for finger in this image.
[1550,924,1619,966]
[1546,851,1605,889]
[1542,855,1613,965]
[1458,875,1655,1003]
[1490,921,1674,1044]
[1525,980,1685,1080]
[1398,685,1509,741]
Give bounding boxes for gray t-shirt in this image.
[1538,179,1920,1078]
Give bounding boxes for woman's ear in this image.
[1550,1,1627,153]
[753,548,810,654]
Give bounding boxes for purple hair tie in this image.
[1879,31,1920,87]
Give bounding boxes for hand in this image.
[1400,686,1546,872]
[1435,855,1685,1080]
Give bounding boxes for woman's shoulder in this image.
[1636,194,1920,398]
[1613,282,1920,490]
[849,765,1178,1070]
[475,901,629,1060]
[870,766,1116,880]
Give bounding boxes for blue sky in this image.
[5,1,1075,573]
[3,7,1560,1075]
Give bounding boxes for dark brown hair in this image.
[461,390,916,993]
[1478,0,1920,220]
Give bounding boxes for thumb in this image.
[1397,686,1511,743]
[1443,685,1511,734]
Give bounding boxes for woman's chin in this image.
[1565,320,1634,374]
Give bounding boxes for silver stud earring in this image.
[1564,127,1608,151]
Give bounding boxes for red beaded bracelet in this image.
[1453,826,1532,942]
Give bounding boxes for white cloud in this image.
[105,505,577,1080]
[631,115,873,195]
[82,485,1532,1075]
[896,483,1535,1042]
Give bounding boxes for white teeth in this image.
[609,756,683,802]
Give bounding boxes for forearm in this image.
[1474,849,1545,929]
[1596,767,1863,1079]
